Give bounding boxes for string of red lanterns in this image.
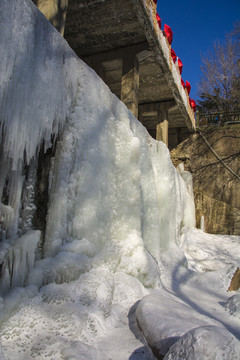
[155,1,196,112]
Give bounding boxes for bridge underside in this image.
[34,0,195,149]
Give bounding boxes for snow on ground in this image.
[0,231,240,359]
[136,230,240,358]
[181,229,240,272]
[0,1,240,359]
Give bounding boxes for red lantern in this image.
[178,58,183,75]
[171,48,177,62]
[181,79,185,88]
[190,98,197,112]
[156,13,161,29]
[185,81,191,95]
[164,24,173,45]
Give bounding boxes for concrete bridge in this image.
[33,0,196,149]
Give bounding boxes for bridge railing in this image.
[197,111,240,127]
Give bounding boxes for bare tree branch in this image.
[197,26,240,113]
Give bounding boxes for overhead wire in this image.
[197,128,240,181]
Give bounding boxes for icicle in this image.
[0,230,40,295]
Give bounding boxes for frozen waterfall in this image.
[0,0,195,295]
[7,1,240,360]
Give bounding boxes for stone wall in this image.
[171,128,240,235]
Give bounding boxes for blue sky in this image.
[156,0,240,102]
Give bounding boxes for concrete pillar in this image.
[139,100,175,146]
[121,54,139,118]
[91,61,106,83]
[34,0,69,35]
[156,105,169,146]
[156,118,168,146]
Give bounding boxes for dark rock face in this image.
[32,140,57,245]
[171,128,240,235]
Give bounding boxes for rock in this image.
[226,293,240,317]
[136,294,220,359]
[228,267,240,291]
[163,325,240,360]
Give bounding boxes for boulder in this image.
[163,325,240,360]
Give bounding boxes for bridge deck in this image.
[35,0,196,146]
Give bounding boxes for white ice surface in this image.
[164,325,240,360]
[0,1,240,359]
[1,231,240,359]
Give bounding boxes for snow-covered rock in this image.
[136,293,222,358]
[226,293,240,318]
[164,325,240,360]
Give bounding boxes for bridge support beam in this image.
[82,44,149,119]
[139,101,175,146]
[156,118,168,146]
[121,54,139,118]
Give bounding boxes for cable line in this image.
[197,128,240,181]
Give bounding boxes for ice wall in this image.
[0,0,79,240]
[0,0,195,294]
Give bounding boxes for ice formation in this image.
[0,0,240,359]
[0,0,194,291]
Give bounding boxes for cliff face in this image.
[171,128,240,235]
